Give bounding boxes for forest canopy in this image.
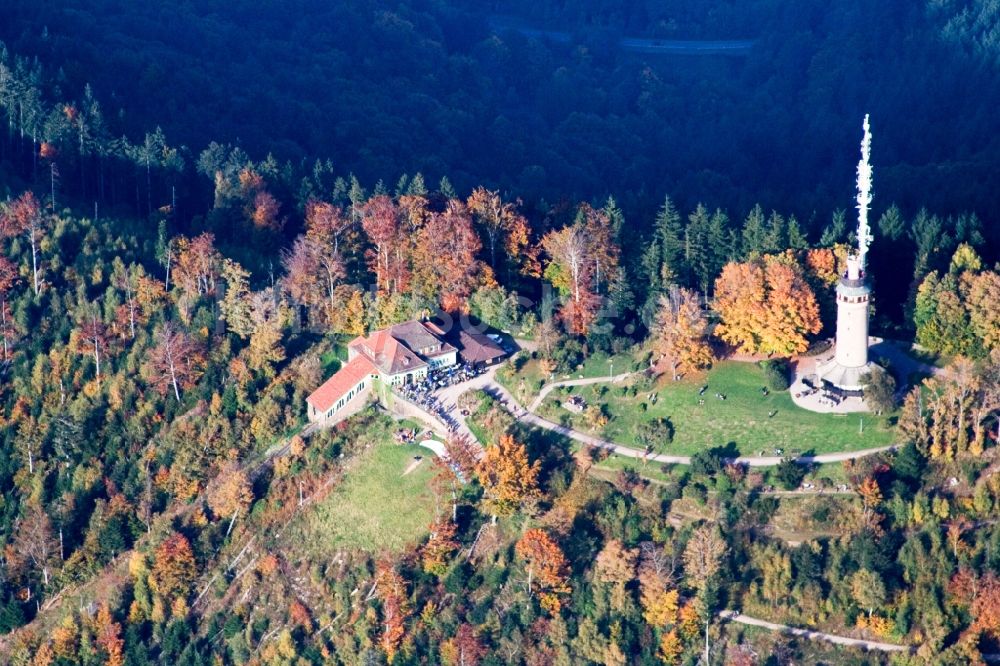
[0,2,1000,664]
[0,0,999,227]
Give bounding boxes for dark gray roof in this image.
[456,330,506,363]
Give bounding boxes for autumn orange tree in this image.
[594,539,638,611]
[515,528,571,613]
[171,232,221,312]
[421,519,459,576]
[93,603,124,666]
[206,465,253,520]
[651,287,713,377]
[467,186,534,277]
[375,561,411,661]
[969,574,1000,643]
[476,434,541,520]
[713,255,821,356]
[638,543,680,628]
[150,532,197,602]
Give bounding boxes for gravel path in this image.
[479,376,896,467]
[528,372,635,411]
[718,611,910,653]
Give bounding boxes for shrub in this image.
[689,449,724,478]
[774,457,806,490]
[760,359,790,391]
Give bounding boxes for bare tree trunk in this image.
[92,311,101,379]
[164,248,173,291]
[29,225,40,296]
[1,296,8,361]
[171,367,181,402]
[50,162,57,212]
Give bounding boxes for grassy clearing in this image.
[497,349,644,404]
[537,361,896,457]
[296,440,438,554]
[768,494,857,544]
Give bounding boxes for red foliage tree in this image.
[0,256,19,361]
[360,195,407,295]
[0,191,45,295]
[441,623,488,666]
[151,532,197,599]
[250,190,282,231]
[94,603,125,666]
[145,322,205,401]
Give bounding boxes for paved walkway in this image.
[395,361,900,469]
[417,439,446,457]
[487,379,894,467]
[718,611,910,653]
[527,372,635,411]
[791,338,945,414]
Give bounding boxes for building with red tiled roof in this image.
[305,320,459,424]
[348,320,458,383]
[305,355,377,422]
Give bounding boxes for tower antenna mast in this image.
[855,114,873,270]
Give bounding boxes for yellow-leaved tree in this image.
[651,287,713,377]
[476,434,540,520]
[714,255,821,356]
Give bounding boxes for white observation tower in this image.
[816,115,874,392]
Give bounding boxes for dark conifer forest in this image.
[2,0,1000,224]
[0,1,998,665]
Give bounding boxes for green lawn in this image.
[498,348,643,404]
[296,441,438,553]
[537,361,896,457]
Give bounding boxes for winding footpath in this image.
[468,373,895,468]
[718,611,909,653]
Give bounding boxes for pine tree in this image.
[741,204,768,256]
[819,209,847,247]
[642,196,685,291]
[787,215,809,249]
[877,204,905,242]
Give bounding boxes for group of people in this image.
[397,383,459,432]
[396,363,487,432]
[816,391,844,407]
[696,385,729,406]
